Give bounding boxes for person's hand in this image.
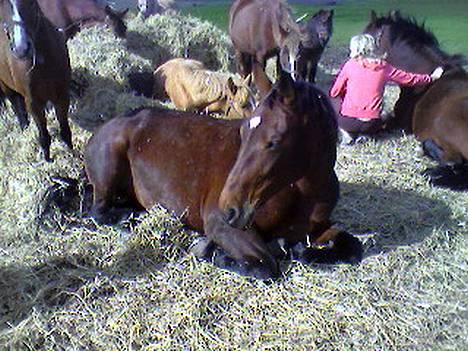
[430,66,444,80]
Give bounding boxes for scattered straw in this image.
[0,11,466,351]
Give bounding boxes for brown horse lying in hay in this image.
[85,71,362,279]
[153,58,254,119]
[364,11,468,190]
[36,0,128,40]
[0,0,72,161]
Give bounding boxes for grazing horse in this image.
[36,0,128,40]
[0,0,72,161]
[364,11,468,189]
[153,58,254,118]
[229,0,333,96]
[85,71,362,279]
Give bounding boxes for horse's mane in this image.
[378,14,438,48]
[375,12,467,67]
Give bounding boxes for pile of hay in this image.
[68,13,233,130]
[0,11,466,351]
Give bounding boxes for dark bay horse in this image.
[364,11,468,189]
[85,71,362,279]
[229,0,333,96]
[0,0,72,161]
[296,9,334,83]
[36,0,128,40]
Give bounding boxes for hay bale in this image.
[127,14,233,71]
[67,14,234,129]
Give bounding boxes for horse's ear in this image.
[119,8,129,18]
[227,77,238,95]
[390,10,401,21]
[370,10,377,23]
[321,9,334,20]
[277,70,295,105]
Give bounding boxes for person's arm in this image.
[386,64,434,86]
[329,63,349,98]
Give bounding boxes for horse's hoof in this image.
[334,231,363,264]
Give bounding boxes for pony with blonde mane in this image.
[153,58,254,118]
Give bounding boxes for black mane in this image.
[376,13,439,48]
[371,12,467,67]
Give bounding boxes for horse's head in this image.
[104,5,128,39]
[219,71,333,229]
[0,0,38,59]
[299,9,334,49]
[363,10,454,73]
[225,75,255,119]
[279,34,302,81]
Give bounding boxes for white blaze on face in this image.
[249,115,262,129]
[10,0,27,49]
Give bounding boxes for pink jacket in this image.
[329,58,432,119]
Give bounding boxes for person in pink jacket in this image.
[330,34,443,144]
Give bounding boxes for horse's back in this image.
[414,71,468,162]
[87,108,243,228]
[229,0,280,53]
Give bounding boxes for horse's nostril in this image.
[224,207,239,225]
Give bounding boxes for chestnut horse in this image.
[364,11,468,189]
[36,0,128,40]
[229,0,333,96]
[0,0,72,161]
[85,71,362,279]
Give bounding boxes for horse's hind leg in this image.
[85,134,135,224]
[8,93,29,130]
[30,100,52,161]
[236,51,252,78]
[252,58,271,97]
[54,95,72,149]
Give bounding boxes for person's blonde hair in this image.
[349,34,384,60]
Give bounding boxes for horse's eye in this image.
[266,139,280,150]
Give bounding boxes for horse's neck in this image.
[388,40,445,74]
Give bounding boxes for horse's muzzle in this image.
[223,204,255,229]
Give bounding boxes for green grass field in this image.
[182,0,468,55]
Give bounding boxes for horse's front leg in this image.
[199,210,279,279]
[8,92,29,130]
